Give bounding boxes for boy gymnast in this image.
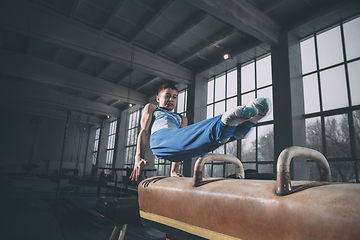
[130,83,270,181]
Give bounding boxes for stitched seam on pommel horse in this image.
[140,211,241,240]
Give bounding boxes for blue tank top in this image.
[151,106,182,134]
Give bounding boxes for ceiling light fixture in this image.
[223,54,229,60]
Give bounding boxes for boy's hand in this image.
[130,156,148,181]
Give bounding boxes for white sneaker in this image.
[221,106,258,127]
[246,98,270,124]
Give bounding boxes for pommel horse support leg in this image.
[97,197,141,240]
[138,147,360,240]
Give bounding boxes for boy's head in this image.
[156,83,178,111]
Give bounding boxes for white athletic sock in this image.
[221,106,258,126]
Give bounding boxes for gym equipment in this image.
[138,146,360,240]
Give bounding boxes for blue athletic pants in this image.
[149,115,253,162]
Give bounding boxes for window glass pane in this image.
[213,164,224,178]
[215,75,226,101]
[158,164,164,176]
[320,65,348,111]
[353,110,360,158]
[130,113,134,128]
[127,129,131,145]
[257,124,274,161]
[128,147,135,164]
[241,62,255,93]
[214,101,225,117]
[303,73,320,114]
[207,105,213,119]
[225,163,236,177]
[131,128,136,146]
[207,79,214,104]
[256,55,272,88]
[92,152,97,165]
[305,117,322,153]
[177,91,185,113]
[241,128,256,162]
[347,60,360,106]
[329,161,356,182]
[203,163,212,178]
[243,163,256,171]
[317,26,344,69]
[343,17,360,61]
[213,145,225,155]
[226,97,237,111]
[225,140,237,157]
[94,139,99,151]
[300,37,317,74]
[257,87,273,122]
[325,114,350,158]
[227,69,237,97]
[184,90,187,112]
[165,164,171,177]
[258,164,273,173]
[241,91,255,105]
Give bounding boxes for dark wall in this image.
[0,110,90,176]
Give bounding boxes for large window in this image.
[240,54,274,174]
[154,88,187,176]
[92,127,100,165]
[301,16,360,182]
[177,89,187,116]
[105,118,117,174]
[125,109,141,169]
[206,68,238,178]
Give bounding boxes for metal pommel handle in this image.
[276,146,332,196]
[193,153,244,187]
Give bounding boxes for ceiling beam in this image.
[184,0,280,45]
[101,0,126,31]
[0,0,194,84]
[0,49,148,105]
[130,0,174,42]
[116,69,134,85]
[0,96,103,125]
[0,77,121,117]
[70,0,81,19]
[135,76,161,91]
[194,39,263,75]
[178,28,237,65]
[156,12,209,54]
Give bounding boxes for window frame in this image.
[206,68,239,178]
[301,16,360,182]
[239,53,274,175]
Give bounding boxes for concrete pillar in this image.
[271,31,307,180]
[182,83,195,177]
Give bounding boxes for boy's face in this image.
[156,88,178,111]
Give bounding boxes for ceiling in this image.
[0,0,359,125]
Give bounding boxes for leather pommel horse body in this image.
[138,146,360,240]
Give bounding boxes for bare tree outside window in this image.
[301,16,360,182]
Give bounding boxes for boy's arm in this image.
[170,115,188,177]
[130,103,156,181]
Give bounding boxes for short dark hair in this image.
[158,83,178,95]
